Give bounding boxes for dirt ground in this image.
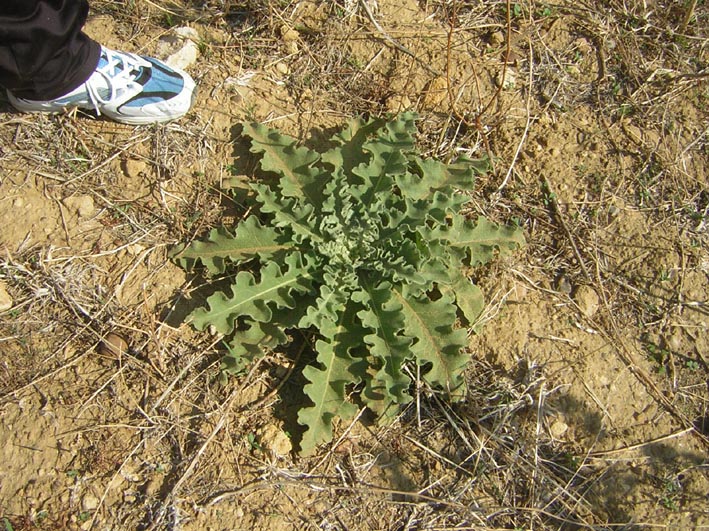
[1,1,707,530]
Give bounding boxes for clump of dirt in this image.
[1,1,707,530]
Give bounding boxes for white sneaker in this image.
[8,46,196,125]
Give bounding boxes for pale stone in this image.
[512,282,527,301]
[82,493,99,511]
[63,195,95,218]
[125,243,146,256]
[573,285,600,318]
[275,62,290,75]
[122,158,148,178]
[556,275,572,294]
[157,26,200,70]
[257,424,292,458]
[143,477,160,497]
[285,40,299,55]
[385,94,412,113]
[497,68,517,90]
[550,420,569,439]
[280,25,300,43]
[421,77,449,109]
[489,30,505,46]
[0,281,12,311]
[665,330,683,351]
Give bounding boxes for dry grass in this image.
[1,0,708,530]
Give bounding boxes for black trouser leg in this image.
[0,0,100,100]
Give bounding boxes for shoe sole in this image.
[7,81,197,125]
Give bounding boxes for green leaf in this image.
[322,116,386,175]
[223,305,304,373]
[242,122,326,203]
[441,270,486,326]
[252,183,323,244]
[376,111,417,152]
[191,253,315,334]
[171,216,291,274]
[354,280,413,413]
[298,301,367,454]
[397,156,479,200]
[404,191,468,225]
[394,286,469,399]
[436,216,525,265]
[352,149,408,205]
[221,301,311,375]
[298,281,348,330]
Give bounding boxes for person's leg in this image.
[0,0,100,100]
[1,0,197,124]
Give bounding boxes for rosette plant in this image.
[174,113,523,453]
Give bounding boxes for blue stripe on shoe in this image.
[120,58,186,109]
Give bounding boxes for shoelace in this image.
[84,49,150,116]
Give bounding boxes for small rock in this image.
[98,333,129,357]
[143,477,161,497]
[0,281,13,311]
[157,26,200,70]
[421,76,449,109]
[285,40,299,55]
[489,30,505,46]
[573,285,600,318]
[82,493,99,511]
[511,282,527,301]
[665,329,683,351]
[121,158,148,178]
[125,243,146,256]
[280,24,299,42]
[257,424,292,458]
[550,420,569,439]
[555,274,573,294]
[385,94,412,113]
[280,25,300,54]
[624,124,643,144]
[644,129,661,148]
[63,195,95,218]
[13,197,24,208]
[275,61,290,75]
[496,68,517,90]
